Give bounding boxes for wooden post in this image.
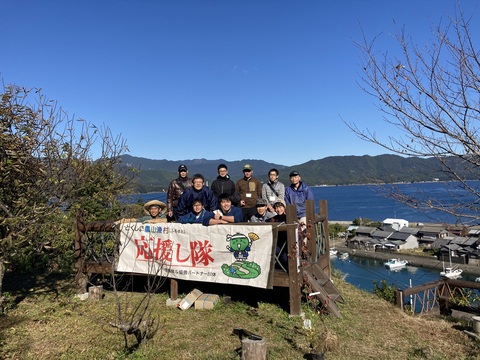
[170,278,178,300]
[320,200,329,269]
[89,285,103,300]
[305,200,315,259]
[286,204,302,316]
[74,211,88,295]
[241,338,267,360]
[395,290,403,310]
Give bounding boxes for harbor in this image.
[331,245,480,297]
[333,244,480,277]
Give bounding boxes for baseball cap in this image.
[289,171,300,177]
[255,198,268,206]
[243,164,253,171]
[178,164,188,172]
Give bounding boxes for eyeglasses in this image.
[179,170,187,173]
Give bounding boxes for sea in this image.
[124,181,480,294]
[126,180,480,225]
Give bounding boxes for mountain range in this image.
[120,154,465,193]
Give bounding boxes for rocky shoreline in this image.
[334,245,480,277]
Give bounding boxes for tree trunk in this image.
[0,259,5,314]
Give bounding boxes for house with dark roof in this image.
[417,226,449,247]
[354,226,377,237]
[371,229,393,241]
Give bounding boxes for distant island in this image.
[119,154,467,193]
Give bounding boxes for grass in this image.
[1,272,480,359]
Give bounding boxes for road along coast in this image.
[334,244,480,277]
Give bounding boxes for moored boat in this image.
[440,265,463,279]
[384,258,408,270]
[329,248,338,257]
[338,252,349,261]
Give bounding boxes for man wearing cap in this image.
[176,173,217,218]
[235,164,262,221]
[167,164,193,221]
[285,171,314,225]
[262,168,285,213]
[210,163,239,205]
[136,200,168,223]
[250,198,276,222]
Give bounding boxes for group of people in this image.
[138,163,314,226]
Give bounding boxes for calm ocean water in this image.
[127,180,480,224]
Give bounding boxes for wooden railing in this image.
[74,200,330,316]
[395,278,480,315]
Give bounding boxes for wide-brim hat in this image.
[144,200,167,214]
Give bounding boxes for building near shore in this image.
[382,218,408,230]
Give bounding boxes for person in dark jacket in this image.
[266,199,288,270]
[176,173,217,217]
[267,199,287,223]
[167,164,192,221]
[210,193,243,224]
[177,198,214,226]
[210,163,239,205]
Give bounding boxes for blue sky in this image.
[1,0,479,166]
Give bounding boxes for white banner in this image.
[116,222,275,289]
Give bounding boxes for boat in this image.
[329,248,338,257]
[440,265,463,279]
[440,245,463,279]
[338,252,349,260]
[384,258,408,270]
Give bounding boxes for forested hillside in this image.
[121,154,468,192]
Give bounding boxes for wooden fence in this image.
[395,278,480,315]
[74,200,332,316]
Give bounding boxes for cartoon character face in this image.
[227,233,250,252]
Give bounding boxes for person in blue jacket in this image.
[210,193,243,224]
[285,170,314,226]
[176,173,217,217]
[177,198,214,226]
